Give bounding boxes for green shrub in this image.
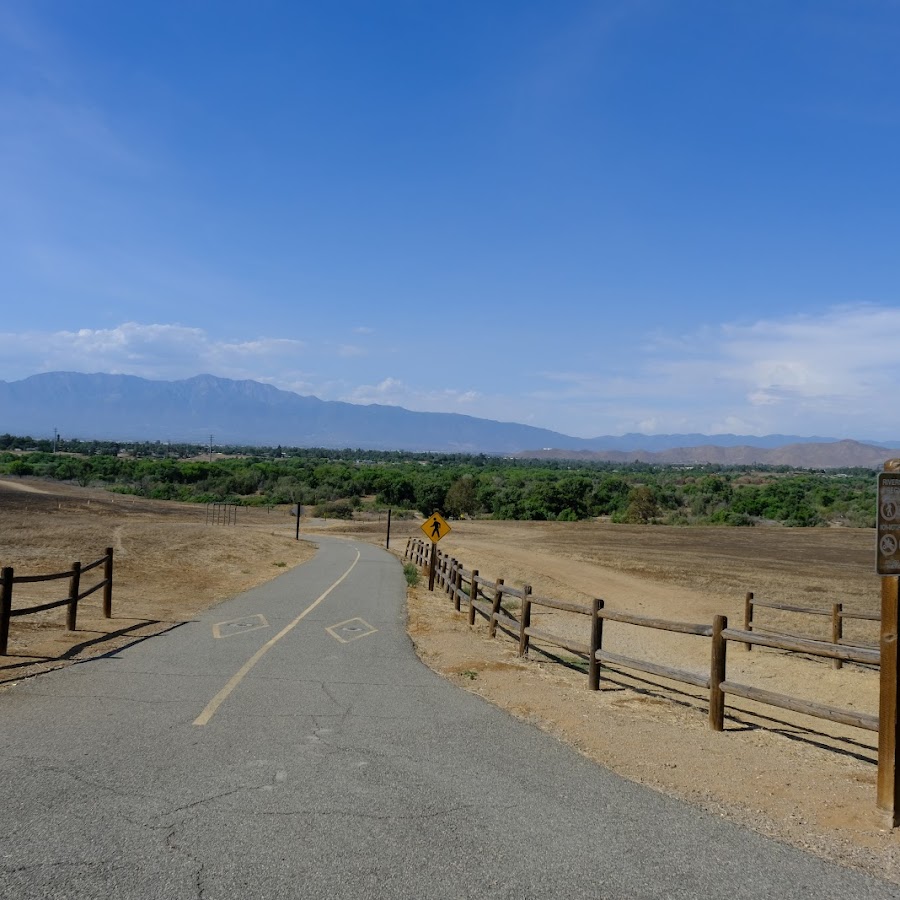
[403,563,419,586]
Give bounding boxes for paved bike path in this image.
[0,538,893,898]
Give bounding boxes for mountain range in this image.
[1,372,897,467]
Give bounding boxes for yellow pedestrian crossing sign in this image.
[422,512,451,543]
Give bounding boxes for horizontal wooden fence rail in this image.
[743,590,879,669]
[831,602,880,669]
[519,590,589,660]
[0,548,114,655]
[592,607,713,694]
[710,619,880,733]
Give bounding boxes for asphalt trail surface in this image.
[0,538,894,898]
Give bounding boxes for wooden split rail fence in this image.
[206,502,238,525]
[0,548,114,655]
[743,591,879,669]
[405,537,880,738]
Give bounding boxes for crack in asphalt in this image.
[0,860,129,874]
[26,762,162,802]
[169,785,259,815]
[165,824,208,900]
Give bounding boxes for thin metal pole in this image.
[0,567,13,655]
[103,547,113,618]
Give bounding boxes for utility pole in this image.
[209,434,213,463]
[52,428,58,454]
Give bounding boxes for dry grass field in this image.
[2,478,899,882]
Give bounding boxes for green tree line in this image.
[0,437,878,527]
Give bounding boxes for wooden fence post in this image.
[488,578,505,638]
[67,561,82,632]
[832,602,843,670]
[743,592,754,651]
[103,547,113,618]
[709,614,727,731]
[454,564,463,613]
[0,566,12,656]
[404,537,411,559]
[589,598,604,691]
[518,585,532,656]
[468,570,479,626]
[878,574,900,826]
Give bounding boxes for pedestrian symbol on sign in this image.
[421,512,451,543]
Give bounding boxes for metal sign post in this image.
[877,462,900,826]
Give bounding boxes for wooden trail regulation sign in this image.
[877,472,900,574]
[422,512,451,543]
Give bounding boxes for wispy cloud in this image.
[346,378,480,411]
[538,303,900,437]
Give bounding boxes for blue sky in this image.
[2,1,900,440]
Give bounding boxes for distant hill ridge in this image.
[0,372,897,465]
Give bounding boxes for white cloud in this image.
[538,303,900,437]
[0,323,306,383]
[346,378,481,412]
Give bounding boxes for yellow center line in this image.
[193,549,361,727]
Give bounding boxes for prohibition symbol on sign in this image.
[422,512,451,543]
[881,534,898,556]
